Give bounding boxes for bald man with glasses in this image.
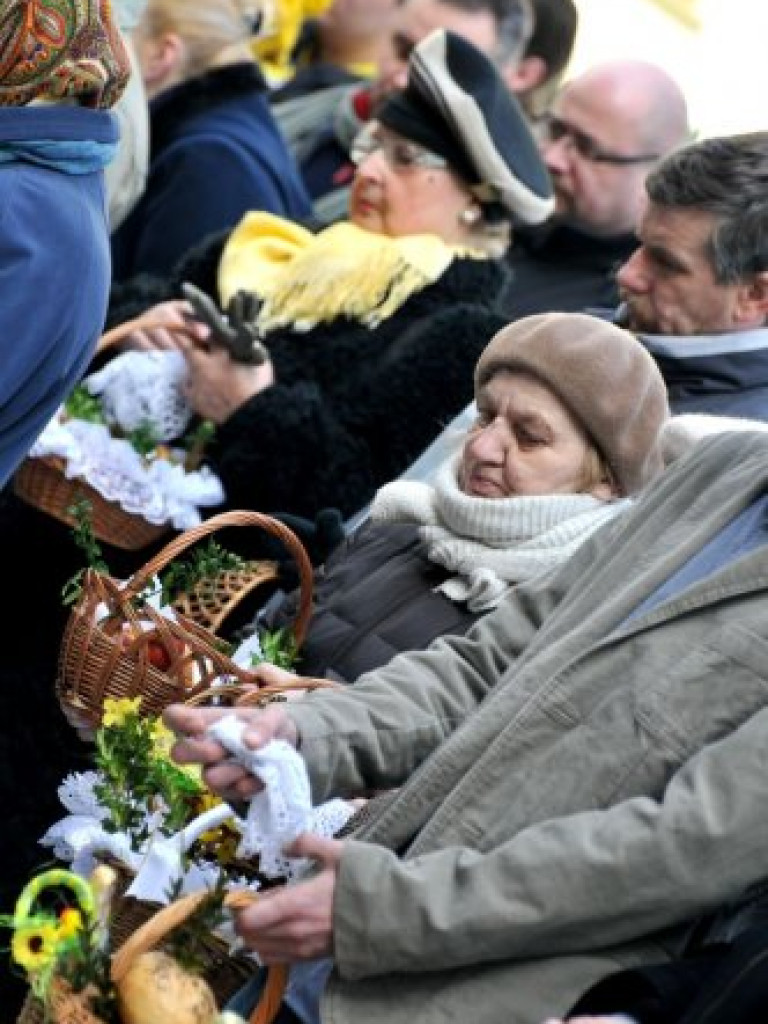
[501,59,689,322]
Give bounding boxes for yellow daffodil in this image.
[150,716,202,783]
[11,920,60,972]
[149,716,175,756]
[195,792,226,841]
[101,696,142,727]
[56,907,83,941]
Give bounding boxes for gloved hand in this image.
[181,282,269,366]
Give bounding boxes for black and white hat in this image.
[377,29,554,225]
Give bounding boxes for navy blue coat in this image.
[0,106,116,488]
[642,330,768,422]
[111,63,311,280]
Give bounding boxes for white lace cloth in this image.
[84,350,193,441]
[206,717,354,880]
[28,415,224,530]
[40,720,354,904]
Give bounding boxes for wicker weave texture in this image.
[18,979,104,1024]
[56,511,315,727]
[172,562,280,634]
[14,456,170,552]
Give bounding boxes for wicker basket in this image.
[13,316,200,552]
[17,889,288,1024]
[171,559,282,635]
[14,454,170,551]
[56,510,316,730]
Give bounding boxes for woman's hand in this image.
[180,342,275,424]
[233,834,343,962]
[164,703,298,801]
[120,300,210,352]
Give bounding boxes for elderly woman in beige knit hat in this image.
[252,311,669,684]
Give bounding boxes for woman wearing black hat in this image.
[108,28,554,523]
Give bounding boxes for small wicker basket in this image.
[14,454,170,552]
[17,889,288,1024]
[13,317,200,552]
[56,510,317,730]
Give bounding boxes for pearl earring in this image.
[459,206,481,226]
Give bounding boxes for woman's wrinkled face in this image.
[459,370,614,499]
[348,123,476,241]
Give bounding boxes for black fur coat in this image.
[109,241,512,519]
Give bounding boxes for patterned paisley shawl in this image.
[0,0,130,108]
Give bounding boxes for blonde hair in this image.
[141,0,260,75]
[467,216,512,259]
[577,444,619,497]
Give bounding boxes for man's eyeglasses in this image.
[542,114,661,166]
[350,123,449,172]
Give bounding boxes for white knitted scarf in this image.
[371,455,631,612]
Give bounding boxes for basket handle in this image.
[183,676,341,708]
[95,314,200,355]
[122,510,314,648]
[110,889,288,1024]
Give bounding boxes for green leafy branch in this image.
[61,499,110,606]
[64,384,106,425]
[182,419,217,471]
[94,709,203,845]
[153,538,247,607]
[124,420,159,458]
[60,924,117,1022]
[250,626,299,671]
[160,875,229,974]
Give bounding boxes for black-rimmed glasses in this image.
[542,114,661,166]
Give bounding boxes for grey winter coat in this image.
[284,430,768,1024]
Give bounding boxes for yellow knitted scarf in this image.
[218,211,481,333]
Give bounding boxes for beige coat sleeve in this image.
[287,560,570,799]
[331,704,768,980]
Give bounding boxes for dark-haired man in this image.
[616,132,768,419]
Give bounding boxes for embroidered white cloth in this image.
[206,716,354,879]
[84,350,193,441]
[28,415,224,530]
[40,772,252,903]
[126,803,237,901]
[41,721,354,902]
[41,770,148,878]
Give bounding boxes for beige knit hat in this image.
[474,312,670,494]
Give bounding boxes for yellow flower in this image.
[101,696,142,728]
[150,716,202,783]
[56,907,83,941]
[149,716,174,756]
[11,920,60,972]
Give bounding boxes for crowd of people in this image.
[2,0,768,1021]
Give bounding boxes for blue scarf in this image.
[0,138,117,174]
